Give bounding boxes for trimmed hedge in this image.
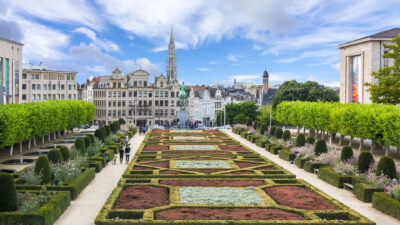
[314,139,327,155]
[304,161,326,173]
[376,156,397,179]
[0,173,17,212]
[340,146,353,161]
[306,136,315,145]
[0,190,70,225]
[295,157,309,168]
[357,151,374,173]
[275,127,283,139]
[282,130,291,141]
[278,150,295,161]
[255,139,266,148]
[34,156,51,184]
[59,146,70,161]
[317,167,353,188]
[372,192,400,220]
[47,149,63,164]
[295,134,305,147]
[353,182,384,202]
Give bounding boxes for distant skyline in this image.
[1,0,399,86]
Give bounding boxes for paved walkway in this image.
[54,133,146,225]
[224,129,400,225]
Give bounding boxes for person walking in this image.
[125,135,129,146]
[125,144,131,163]
[119,146,124,164]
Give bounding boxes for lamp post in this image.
[269,96,272,131]
[223,103,226,127]
[134,97,137,127]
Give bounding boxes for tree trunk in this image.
[339,134,344,145]
[349,136,353,147]
[303,127,306,134]
[19,141,23,153]
[53,132,56,139]
[322,131,325,140]
[385,145,390,156]
[371,140,375,154]
[42,136,45,144]
[315,130,318,139]
[48,134,50,142]
[9,144,14,156]
[329,133,333,145]
[397,147,400,155]
[33,138,36,147]
[28,139,31,150]
[297,126,300,134]
[359,139,363,151]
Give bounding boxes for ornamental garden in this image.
[95,129,374,224]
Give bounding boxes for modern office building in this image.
[0,36,23,104]
[338,28,400,104]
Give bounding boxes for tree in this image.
[365,34,400,104]
[257,106,276,127]
[233,114,248,124]
[216,111,224,126]
[225,101,259,125]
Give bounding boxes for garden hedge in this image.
[0,190,70,225]
[304,161,326,173]
[255,139,266,148]
[353,182,384,203]
[317,167,353,188]
[372,192,400,221]
[279,149,295,161]
[0,173,17,212]
[296,157,309,168]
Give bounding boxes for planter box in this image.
[353,182,384,202]
[278,150,295,161]
[304,161,327,173]
[0,190,70,225]
[317,167,353,188]
[372,192,400,220]
[16,168,95,200]
[295,157,309,168]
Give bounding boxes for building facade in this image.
[92,27,180,127]
[0,36,23,104]
[338,28,399,104]
[20,64,78,102]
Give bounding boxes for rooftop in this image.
[0,36,24,46]
[338,28,400,48]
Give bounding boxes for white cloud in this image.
[331,62,340,71]
[197,67,212,72]
[253,44,262,51]
[226,54,238,62]
[307,76,340,87]
[230,74,259,82]
[73,27,119,52]
[277,49,338,63]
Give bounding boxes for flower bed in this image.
[114,185,169,209]
[159,179,265,187]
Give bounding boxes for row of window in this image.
[22,74,75,81]
[104,91,178,98]
[21,93,77,101]
[94,100,180,108]
[22,83,76,91]
[102,109,175,117]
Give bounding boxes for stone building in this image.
[92,26,180,127]
[20,63,78,102]
[338,28,400,104]
[0,36,23,104]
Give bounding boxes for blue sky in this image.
[1,0,399,86]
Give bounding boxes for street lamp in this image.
[134,97,137,127]
[269,96,272,131]
[223,103,226,127]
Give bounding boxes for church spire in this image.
[166,24,177,84]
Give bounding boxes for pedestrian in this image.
[119,146,124,164]
[125,135,129,146]
[125,144,131,163]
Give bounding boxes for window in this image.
[113,82,116,88]
[113,110,116,117]
[165,91,168,97]
[171,92,175,97]
[160,82,164,88]
[122,110,126,116]
[148,100,152,106]
[118,110,121,116]
[171,109,174,116]
[43,94,47,100]
[57,84,60,90]
[30,74,34,80]
[67,75,70,80]
[43,84,47,90]
[118,101,121,107]
[139,81,142,87]
[22,94,26,100]
[32,94,35,100]
[61,94,64,99]
[138,91,142,97]
[53,84,56,90]
[22,74,27,79]
[108,110,111,116]
[134,91,137,97]
[122,101,126,107]
[108,101,111,107]
[118,83,121,88]
[113,91,116,98]
[32,84,36,90]
[61,85,64,90]
[160,100,164,106]
[143,91,147,97]
[122,91,126,97]
[35,74,39,80]
[113,101,116,107]
[48,94,51,99]
[134,81,137,87]
[22,84,26,90]
[165,100,168,106]
[37,94,41,100]
[118,91,121,97]
[155,100,159,106]
[384,49,389,67]
[149,110,152,116]
[68,94,71,99]
[155,91,159,97]
[171,100,175,106]
[129,91,132,97]
[144,81,147,87]
[108,91,112,97]
[37,84,41,90]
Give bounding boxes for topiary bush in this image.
[275,127,283,139]
[88,134,95,144]
[376,156,397,179]
[296,134,306,147]
[75,138,86,154]
[260,124,267,135]
[357,151,374,173]
[314,139,327,155]
[104,125,111,136]
[0,173,18,212]
[59,146,70,161]
[340,146,353,161]
[95,128,105,142]
[34,156,51,184]
[282,130,291,141]
[270,126,277,136]
[84,136,91,148]
[306,136,315,145]
[47,149,63,164]
[119,118,126,125]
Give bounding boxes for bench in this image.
[313,168,319,174]
[343,183,354,190]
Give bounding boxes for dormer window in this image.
[160,82,164,88]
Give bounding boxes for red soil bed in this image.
[227,170,255,175]
[202,130,219,133]
[185,169,226,174]
[159,179,264,187]
[114,186,169,209]
[265,186,335,210]
[142,161,169,168]
[163,150,227,155]
[143,145,169,151]
[159,170,183,175]
[152,130,169,133]
[219,145,248,151]
[164,143,216,145]
[155,208,304,220]
[136,159,155,163]
[132,166,153,170]
[162,155,234,159]
[257,166,277,170]
[236,162,263,168]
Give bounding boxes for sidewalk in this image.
[224,129,400,225]
[54,133,146,225]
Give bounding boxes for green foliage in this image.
[74,138,86,154]
[365,34,400,105]
[88,134,95,144]
[318,167,353,188]
[282,130,291,141]
[95,128,105,142]
[314,139,327,155]
[216,110,224,126]
[225,101,259,125]
[233,114,248,124]
[357,151,375,173]
[118,118,126,125]
[340,146,353,161]
[84,136,91,148]
[34,156,51,184]
[272,80,339,108]
[257,106,277,127]
[275,127,283,139]
[104,125,111,136]
[59,146,70,161]
[306,136,315,145]
[296,134,305,147]
[0,173,17,212]
[376,156,397,179]
[260,124,267,135]
[47,149,63,164]
[373,192,400,221]
[270,126,277,136]
[110,121,120,133]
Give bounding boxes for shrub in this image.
[119,118,126,125]
[75,138,86,154]
[48,149,63,164]
[34,156,51,184]
[84,136,91,148]
[306,136,315,145]
[270,126,277,136]
[282,130,291,141]
[275,127,283,139]
[104,125,111,136]
[110,121,120,133]
[357,151,375,173]
[376,156,397,179]
[340,146,353,161]
[0,173,17,212]
[314,139,327,156]
[88,134,95,144]
[260,124,267,135]
[296,134,305,147]
[95,128,105,142]
[59,146,70,161]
